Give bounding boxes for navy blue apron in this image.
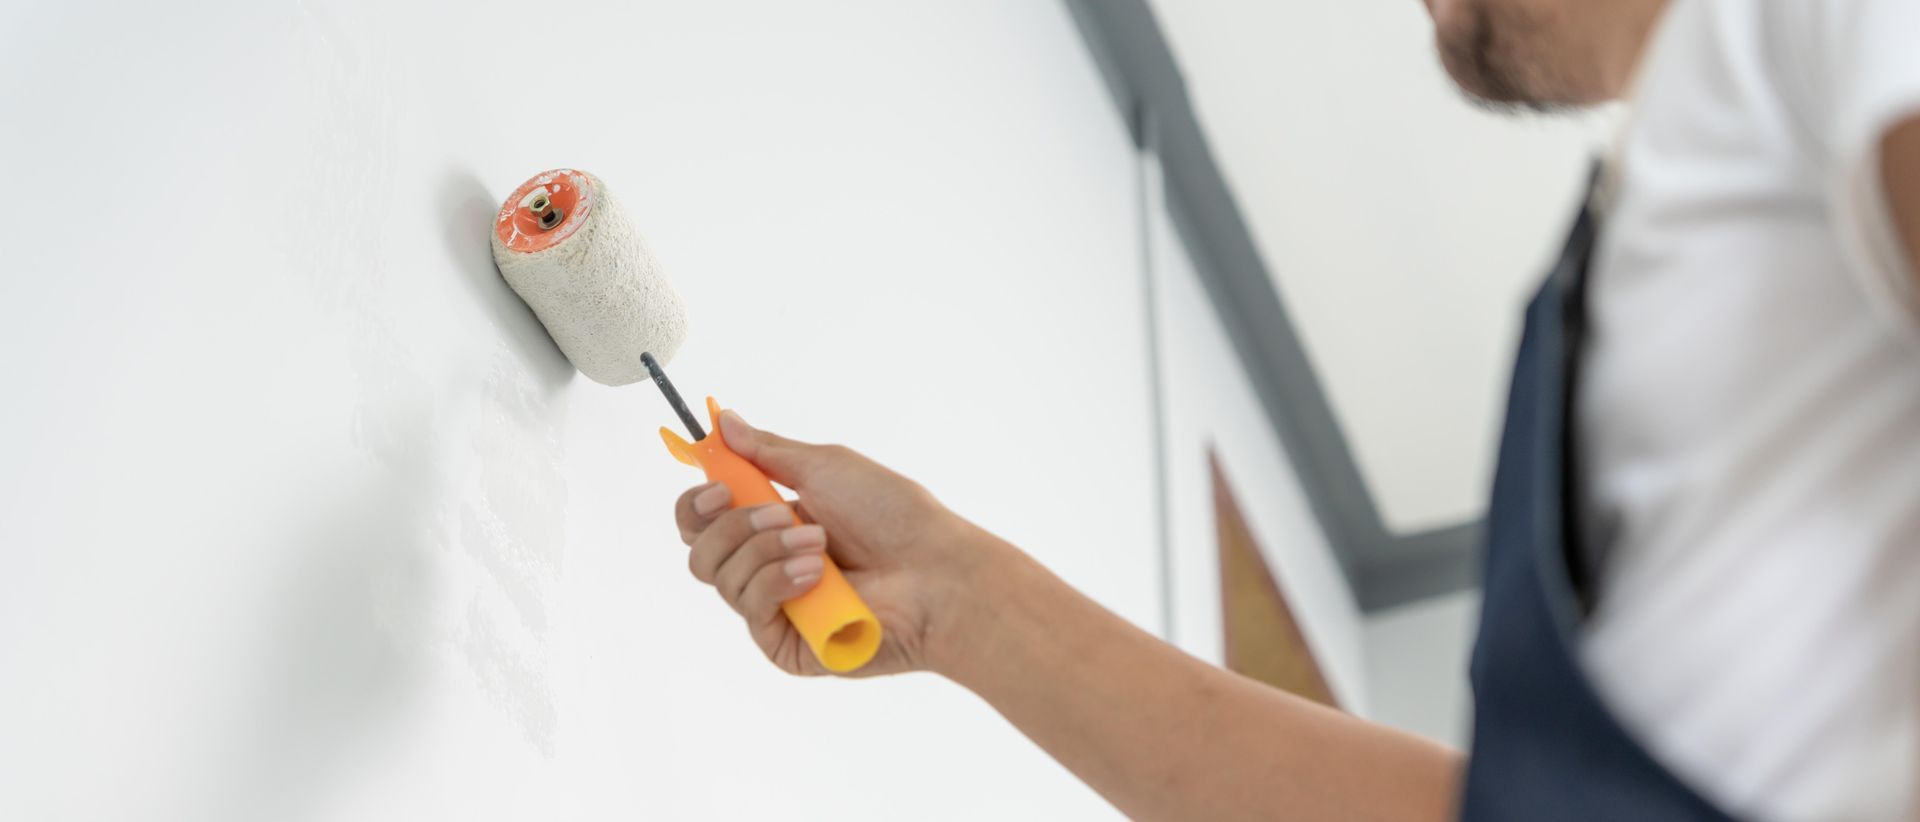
[1457,175,1737,821]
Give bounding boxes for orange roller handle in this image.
[659,397,883,673]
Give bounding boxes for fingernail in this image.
[749,503,793,531]
[783,554,824,583]
[692,483,731,517]
[780,524,826,552]
[719,410,753,448]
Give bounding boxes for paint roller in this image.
[490,168,883,673]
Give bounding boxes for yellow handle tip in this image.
[814,616,884,673]
[786,563,883,673]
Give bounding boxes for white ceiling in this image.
[1148,0,1616,532]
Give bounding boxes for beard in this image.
[1434,2,1584,112]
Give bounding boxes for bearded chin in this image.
[1437,4,1579,114]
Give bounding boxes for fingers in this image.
[737,554,825,629]
[685,497,828,635]
[713,523,827,613]
[675,481,733,545]
[718,410,837,489]
[688,501,792,583]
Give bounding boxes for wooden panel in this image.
[1214,452,1339,707]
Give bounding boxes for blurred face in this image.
[1422,0,1665,109]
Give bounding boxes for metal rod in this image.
[641,352,706,441]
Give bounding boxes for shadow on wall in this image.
[435,168,575,393]
[188,169,582,820]
[207,476,440,821]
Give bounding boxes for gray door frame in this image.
[1065,0,1482,612]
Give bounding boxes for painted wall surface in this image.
[0,2,1156,819]
[1146,153,1370,711]
[1364,590,1481,747]
[1149,0,1610,532]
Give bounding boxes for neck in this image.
[1596,0,1670,100]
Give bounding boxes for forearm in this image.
[1883,115,1920,286]
[929,534,1463,822]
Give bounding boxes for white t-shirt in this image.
[1578,0,1920,819]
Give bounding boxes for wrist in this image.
[919,522,1046,687]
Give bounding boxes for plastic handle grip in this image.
[659,397,883,673]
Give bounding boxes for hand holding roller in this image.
[490,168,881,673]
[653,384,884,674]
[657,400,885,673]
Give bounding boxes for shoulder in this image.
[1756,0,1920,324]
[1872,115,1920,320]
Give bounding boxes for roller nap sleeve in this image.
[490,169,689,385]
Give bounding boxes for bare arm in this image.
[932,535,1463,821]
[673,412,1463,821]
[1881,115,1920,286]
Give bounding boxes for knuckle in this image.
[687,548,712,584]
[739,590,769,623]
[688,507,760,585]
[674,487,702,517]
[742,574,781,623]
[714,505,755,531]
[675,496,715,546]
[718,583,747,616]
[722,532,784,596]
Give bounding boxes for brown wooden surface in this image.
[1213,452,1339,708]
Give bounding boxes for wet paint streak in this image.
[273,0,571,765]
[461,601,558,758]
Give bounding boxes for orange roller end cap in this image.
[494,168,594,253]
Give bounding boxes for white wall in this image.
[1147,129,1484,737]
[0,2,1155,819]
[1152,178,1484,738]
[1363,591,1481,747]
[1149,0,1611,532]
[1141,1,1527,754]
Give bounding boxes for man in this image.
[672,0,1920,817]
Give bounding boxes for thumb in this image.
[718,409,824,488]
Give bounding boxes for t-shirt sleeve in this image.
[1812,0,1920,326]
